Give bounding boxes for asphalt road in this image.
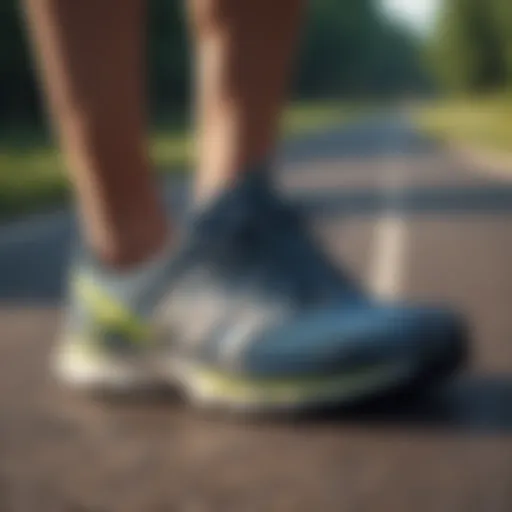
[1,112,512,511]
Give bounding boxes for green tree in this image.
[296,0,424,97]
[491,0,512,88]
[148,0,189,115]
[0,1,40,125]
[0,0,426,127]
[430,0,508,94]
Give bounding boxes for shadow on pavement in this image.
[80,375,512,436]
[0,224,72,303]
[300,375,512,435]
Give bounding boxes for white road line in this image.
[369,120,409,299]
[370,214,407,298]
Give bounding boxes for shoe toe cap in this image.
[236,303,467,378]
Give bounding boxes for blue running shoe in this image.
[55,170,467,413]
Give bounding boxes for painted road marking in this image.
[369,119,409,299]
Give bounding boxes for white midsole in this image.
[172,359,413,410]
[54,346,414,410]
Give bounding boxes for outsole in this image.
[173,360,417,414]
[55,336,466,416]
[55,319,468,415]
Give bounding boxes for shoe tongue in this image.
[190,164,275,231]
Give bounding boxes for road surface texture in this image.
[1,112,512,511]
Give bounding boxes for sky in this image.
[381,0,441,34]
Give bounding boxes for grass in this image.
[415,94,512,154]
[0,100,355,221]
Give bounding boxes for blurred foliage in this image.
[297,0,427,98]
[1,0,422,218]
[0,1,40,125]
[428,0,512,94]
[416,94,512,152]
[0,0,424,128]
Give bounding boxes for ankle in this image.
[87,213,170,269]
[194,158,272,205]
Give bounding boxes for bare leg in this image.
[188,0,304,199]
[22,0,168,267]
[22,0,302,264]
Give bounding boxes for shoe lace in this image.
[194,178,361,306]
[257,191,362,304]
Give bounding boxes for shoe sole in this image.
[172,359,417,414]
[54,336,466,414]
[53,342,160,393]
